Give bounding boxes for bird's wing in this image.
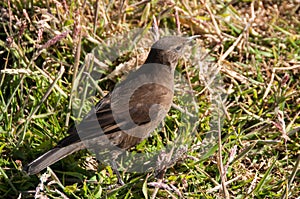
[74,84,171,135]
[71,66,173,141]
[127,83,173,125]
[59,64,174,147]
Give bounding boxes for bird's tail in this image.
[24,142,85,175]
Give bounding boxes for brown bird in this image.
[24,35,197,183]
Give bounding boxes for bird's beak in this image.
[185,35,200,46]
[188,35,201,40]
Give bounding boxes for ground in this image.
[0,0,299,198]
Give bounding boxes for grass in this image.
[0,0,299,198]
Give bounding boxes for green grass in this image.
[0,0,299,198]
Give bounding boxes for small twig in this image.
[174,8,181,35]
[207,175,242,193]
[205,3,222,38]
[66,23,82,127]
[152,15,159,41]
[93,0,100,34]
[217,95,229,198]
[263,67,275,100]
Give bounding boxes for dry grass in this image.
[0,0,299,198]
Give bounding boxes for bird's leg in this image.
[109,160,125,186]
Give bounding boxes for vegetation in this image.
[0,0,299,198]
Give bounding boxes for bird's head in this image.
[145,35,199,71]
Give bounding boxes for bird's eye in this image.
[175,45,182,52]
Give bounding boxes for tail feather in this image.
[24,142,85,175]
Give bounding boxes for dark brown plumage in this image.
[24,36,196,179]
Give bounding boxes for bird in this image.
[24,35,198,184]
